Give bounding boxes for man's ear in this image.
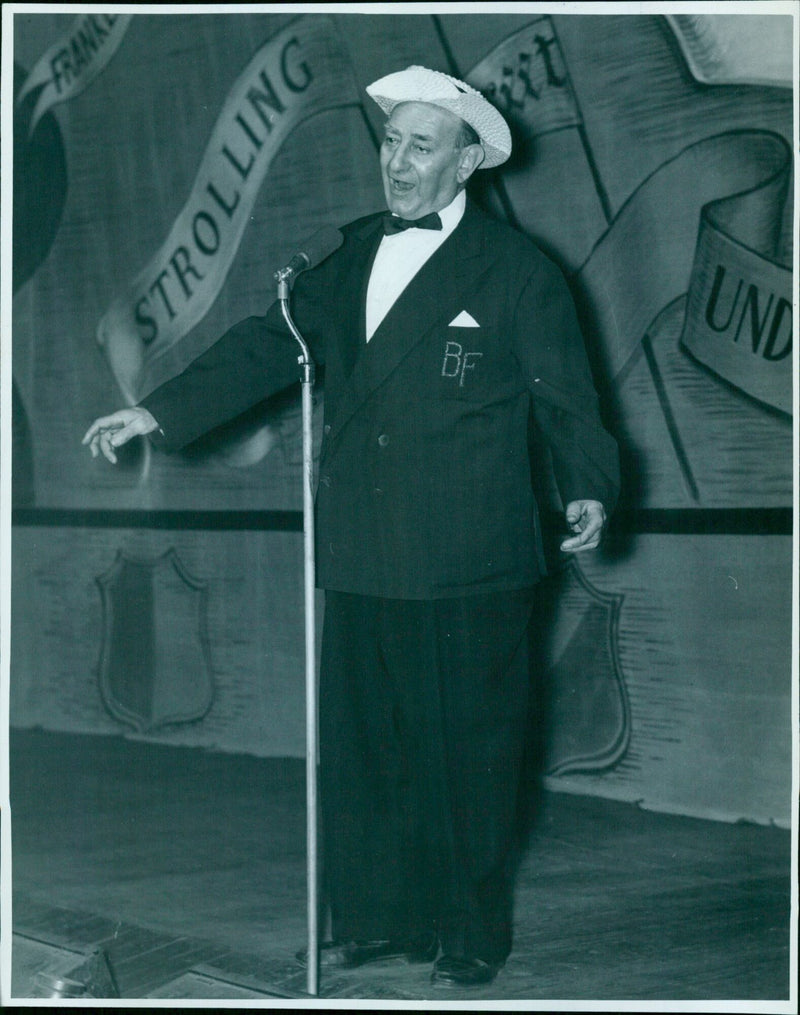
[456,143,485,184]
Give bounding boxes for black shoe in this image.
[431,954,500,987]
[296,933,437,969]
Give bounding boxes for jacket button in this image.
[323,424,331,435]
[320,475,331,487]
[377,434,389,447]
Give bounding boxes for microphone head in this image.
[275,226,344,284]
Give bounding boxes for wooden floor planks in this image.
[8,729,792,1003]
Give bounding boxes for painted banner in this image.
[466,17,581,139]
[576,130,792,395]
[16,12,132,134]
[667,14,794,88]
[681,168,792,414]
[97,16,360,402]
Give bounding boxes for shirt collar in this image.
[438,189,467,233]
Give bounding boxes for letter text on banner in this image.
[16,13,132,135]
[576,131,792,387]
[466,17,581,139]
[97,17,360,402]
[681,221,791,415]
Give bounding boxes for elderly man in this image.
[84,66,619,988]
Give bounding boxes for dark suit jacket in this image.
[144,199,620,599]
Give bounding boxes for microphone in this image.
[274,226,343,285]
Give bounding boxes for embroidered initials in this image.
[442,341,483,387]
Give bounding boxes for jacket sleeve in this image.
[140,254,335,453]
[511,257,620,514]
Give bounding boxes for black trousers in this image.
[319,588,534,964]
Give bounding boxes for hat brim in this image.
[367,92,510,169]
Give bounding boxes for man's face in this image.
[380,101,475,220]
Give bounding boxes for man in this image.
[84,65,620,988]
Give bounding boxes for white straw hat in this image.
[366,65,511,169]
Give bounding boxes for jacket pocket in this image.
[436,329,491,401]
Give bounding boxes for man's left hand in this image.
[560,500,607,553]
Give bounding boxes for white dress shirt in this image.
[365,190,466,342]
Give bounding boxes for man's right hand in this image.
[82,407,160,464]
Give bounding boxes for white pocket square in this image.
[448,310,480,327]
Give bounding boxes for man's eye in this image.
[383,136,399,146]
[414,145,430,154]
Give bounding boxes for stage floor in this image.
[7,728,793,1004]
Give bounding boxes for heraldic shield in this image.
[96,548,214,734]
[532,558,630,777]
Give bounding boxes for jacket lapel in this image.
[332,216,383,380]
[326,200,490,444]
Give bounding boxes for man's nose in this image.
[388,142,409,173]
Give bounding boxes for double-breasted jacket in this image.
[144,199,620,599]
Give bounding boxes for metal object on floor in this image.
[34,948,119,999]
[33,973,87,999]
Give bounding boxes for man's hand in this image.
[82,407,160,464]
[560,499,607,553]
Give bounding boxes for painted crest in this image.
[96,548,214,733]
[534,559,630,776]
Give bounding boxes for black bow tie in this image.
[383,211,443,235]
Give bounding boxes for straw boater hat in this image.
[366,65,512,169]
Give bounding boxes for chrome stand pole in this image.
[278,276,319,997]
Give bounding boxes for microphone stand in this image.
[276,270,320,997]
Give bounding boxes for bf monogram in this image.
[442,341,483,387]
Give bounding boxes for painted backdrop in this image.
[9,11,794,825]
